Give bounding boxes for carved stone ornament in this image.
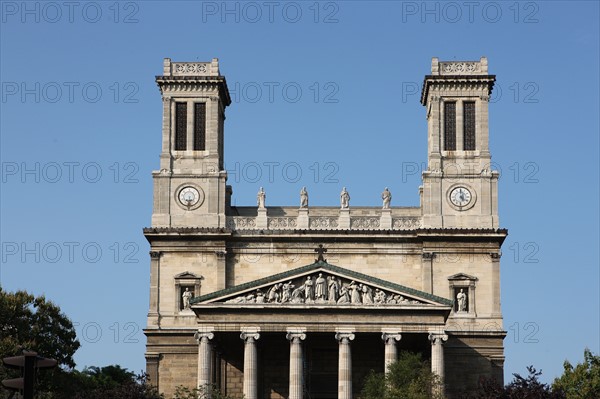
[223,273,426,307]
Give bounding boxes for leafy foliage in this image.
[466,366,566,399]
[504,366,565,399]
[0,287,80,368]
[173,385,240,399]
[70,373,163,399]
[0,287,80,398]
[361,351,444,399]
[552,349,600,399]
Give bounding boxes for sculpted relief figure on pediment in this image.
[223,272,425,306]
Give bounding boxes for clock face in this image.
[450,187,472,208]
[178,186,200,207]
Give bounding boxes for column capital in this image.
[286,328,307,342]
[422,252,435,260]
[381,333,402,344]
[428,332,448,345]
[194,328,214,343]
[335,331,355,342]
[241,327,260,342]
[149,251,162,259]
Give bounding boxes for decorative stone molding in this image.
[268,217,297,229]
[309,217,339,229]
[350,217,380,229]
[226,215,423,231]
[173,62,208,75]
[223,272,426,306]
[149,251,162,258]
[392,217,422,229]
[226,217,256,230]
[441,62,479,74]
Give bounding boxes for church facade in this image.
[143,57,506,399]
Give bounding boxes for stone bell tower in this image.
[151,58,231,228]
[420,57,499,229]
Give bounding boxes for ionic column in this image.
[335,331,355,399]
[240,328,261,399]
[381,333,402,373]
[194,329,214,395]
[286,329,307,399]
[429,332,448,394]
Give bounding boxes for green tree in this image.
[71,373,163,399]
[0,287,80,398]
[552,349,600,399]
[0,288,80,367]
[173,385,240,399]
[505,366,565,399]
[361,352,444,399]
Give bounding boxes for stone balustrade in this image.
[226,214,422,231]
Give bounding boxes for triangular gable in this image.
[191,261,453,307]
[448,273,478,281]
[174,271,201,279]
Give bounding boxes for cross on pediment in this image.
[315,244,327,262]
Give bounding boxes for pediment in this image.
[448,273,478,281]
[191,261,452,307]
[174,271,202,279]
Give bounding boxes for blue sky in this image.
[1,0,598,385]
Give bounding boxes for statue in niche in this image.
[382,187,392,209]
[281,281,294,303]
[328,276,339,303]
[300,187,308,208]
[304,276,314,302]
[182,287,193,309]
[340,187,350,209]
[457,288,467,312]
[349,281,362,304]
[267,283,282,303]
[337,285,350,304]
[257,187,266,209]
[361,284,374,304]
[315,273,327,300]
